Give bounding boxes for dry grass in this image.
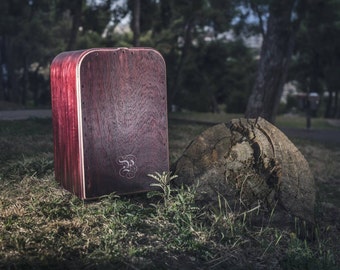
[0,118,339,269]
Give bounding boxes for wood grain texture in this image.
[173,118,316,226]
[50,48,169,199]
[51,50,86,199]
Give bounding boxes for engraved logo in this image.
[117,154,137,179]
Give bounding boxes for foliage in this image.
[290,0,340,118]
[147,171,178,207]
[147,0,250,112]
[0,0,258,114]
[0,0,121,106]
[172,39,256,113]
[1,0,340,117]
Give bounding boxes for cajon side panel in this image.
[80,48,169,197]
[50,51,85,199]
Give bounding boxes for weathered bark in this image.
[249,0,266,38]
[245,1,301,123]
[172,118,316,228]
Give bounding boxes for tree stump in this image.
[172,118,316,226]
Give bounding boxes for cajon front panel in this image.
[51,48,169,199]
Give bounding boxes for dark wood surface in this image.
[51,48,169,199]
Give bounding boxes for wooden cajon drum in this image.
[50,48,169,199]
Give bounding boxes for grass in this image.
[276,115,337,129]
[169,111,339,130]
[0,116,339,269]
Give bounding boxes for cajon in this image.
[50,48,169,199]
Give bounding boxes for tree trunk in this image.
[0,36,6,101]
[1,36,13,102]
[335,90,339,118]
[21,55,29,106]
[211,95,220,113]
[132,0,141,46]
[172,118,316,229]
[67,0,84,51]
[6,38,19,103]
[245,1,300,123]
[169,20,193,106]
[324,89,333,118]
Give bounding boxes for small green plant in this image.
[147,171,178,207]
[147,172,200,227]
[147,172,209,255]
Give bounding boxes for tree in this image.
[290,0,340,118]
[245,0,306,123]
[64,0,85,51]
[127,0,158,47]
[144,0,236,109]
[0,0,120,106]
[175,39,256,113]
[173,118,316,227]
[0,0,58,104]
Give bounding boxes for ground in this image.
[0,110,339,269]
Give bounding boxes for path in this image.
[169,117,340,146]
[282,128,340,145]
[0,110,339,145]
[0,110,52,120]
